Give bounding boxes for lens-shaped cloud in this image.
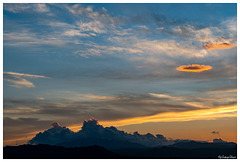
[203,43,236,50]
[176,64,212,72]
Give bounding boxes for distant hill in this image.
[4,142,237,159]
[137,146,237,159]
[112,140,237,158]
[4,144,119,159]
[165,140,237,149]
[58,138,147,150]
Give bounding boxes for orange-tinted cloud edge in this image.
[176,64,212,72]
[203,43,236,50]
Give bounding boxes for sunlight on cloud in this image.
[63,30,92,37]
[86,94,119,100]
[4,72,48,78]
[4,77,35,88]
[202,43,236,50]
[149,93,183,101]
[98,105,237,127]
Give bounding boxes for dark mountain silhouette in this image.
[164,140,237,149]
[4,118,237,159]
[58,138,147,150]
[112,140,237,158]
[4,143,237,159]
[137,146,237,159]
[4,144,119,159]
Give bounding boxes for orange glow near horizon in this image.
[4,105,237,146]
[100,105,237,127]
[203,43,236,50]
[68,105,236,130]
[176,64,212,72]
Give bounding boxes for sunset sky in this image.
[3,3,237,146]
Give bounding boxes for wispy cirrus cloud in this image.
[64,4,122,24]
[3,76,35,88]
[4,72,47,78]
[3,72,48,88]
[4,3,50,13]
[3,31,67,47]
[63,30,93,37]
[155,17,237,52]
[64,4,104,19]
[106,36,208,58]
[149,93,184,101]
[74,44,143,58]
[4,4,236,61]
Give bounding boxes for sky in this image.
[3,3,237,146]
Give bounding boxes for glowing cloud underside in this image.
[176,64,212,72]
[203,43,236,50]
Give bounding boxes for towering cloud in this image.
[28,122,75,146]
[29,118,172,149]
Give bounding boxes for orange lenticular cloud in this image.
[203,43,236,50]
[176,64,212,72]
